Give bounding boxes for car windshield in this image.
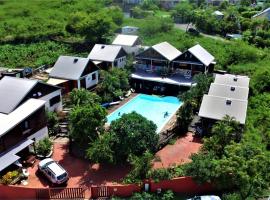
[57,173,67,181]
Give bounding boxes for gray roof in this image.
[88,44,123,62]
[208,83,249,100]
[252,7,270,21]
[112,34,139,46]
[152,42,182,61]
[199,95,248,124]
[0,139,34,171]
[50,56,91,80]
[188,44,215,66]
[214,74,250,88]
[0,98,46,137]
[0,76,38,114]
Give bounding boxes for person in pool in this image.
[164,111,168,118]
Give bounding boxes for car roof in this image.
[38,158,54,168]
[47,162,66,176]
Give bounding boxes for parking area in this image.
[24,138,131,189]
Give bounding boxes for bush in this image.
[140,16,173,36]
[0,170,20,185]
[35,137,53,156]
[147,168,173,182]
[46,111,59,135]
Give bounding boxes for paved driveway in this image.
[26,138,131,189]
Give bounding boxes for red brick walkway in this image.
[153,132,202,169]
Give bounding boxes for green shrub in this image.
[0,170,20,185]
[35,137,53,156]
[147,168,173,182]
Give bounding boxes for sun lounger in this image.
[109,101,120,106]
[125,90,131,98]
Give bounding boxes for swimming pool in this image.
[107,94,182,133]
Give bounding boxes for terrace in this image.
[131,67,195,87]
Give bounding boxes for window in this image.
[49,95,61,107]
[92,73,96,80]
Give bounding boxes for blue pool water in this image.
[107,94,182,133]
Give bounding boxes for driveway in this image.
[174,23,226,41]
[25,138,131,189]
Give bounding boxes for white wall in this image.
[84,70,99,89]
[27,126,48,142]
[39,89,63,112]
[122,45,140,55]
[116,56,127,68]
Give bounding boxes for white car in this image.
[187,195,221,200]
[38,158,69,185]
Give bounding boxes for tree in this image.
[140,17,173,36]
[86,132,115,163]
[216,143,270,199]
[251,68,270,95]
[110,112,158,161]
[176,100,195,132]
[124,151,154,183]
[66,11,114,44]
[171,2,194,23]
[203,115,242,157]
[69,104,107,146]
[103,6,123,26]
[46,111,59,135]
[179,73,213,110]
[96,68,130,102]
[69,88,101,107]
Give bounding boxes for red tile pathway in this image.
[153,132,202,169]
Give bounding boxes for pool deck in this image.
[107,93,138,115]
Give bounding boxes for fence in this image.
[0,177,214,199]
[0,186,85,200]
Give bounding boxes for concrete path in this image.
[174,23,226,41]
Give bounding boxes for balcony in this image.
[131,68,196,87]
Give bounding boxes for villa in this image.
[0,98,48,172]
[112,34,141,55]
[131,43,215,94]
[0,76,62,112]
[88,44,127,69]
[172,44,215,77]
[199,74,250,131]
[48,56,99,93]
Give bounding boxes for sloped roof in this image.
[152,42,182,61]
[214,74,250,88]
[199,95,248,124]
[50,56,91,80]
[0,98,46,137]
[88,44,123,62]
[0,76,38,114]
[252,7,270,20]
[208,83,249,100]
[0,76,60,114]
[188,44,215,66]
[112,34,139,46]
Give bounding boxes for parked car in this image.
[187,28,200,36]
[187,195,221,200]
[38,158,69,185]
